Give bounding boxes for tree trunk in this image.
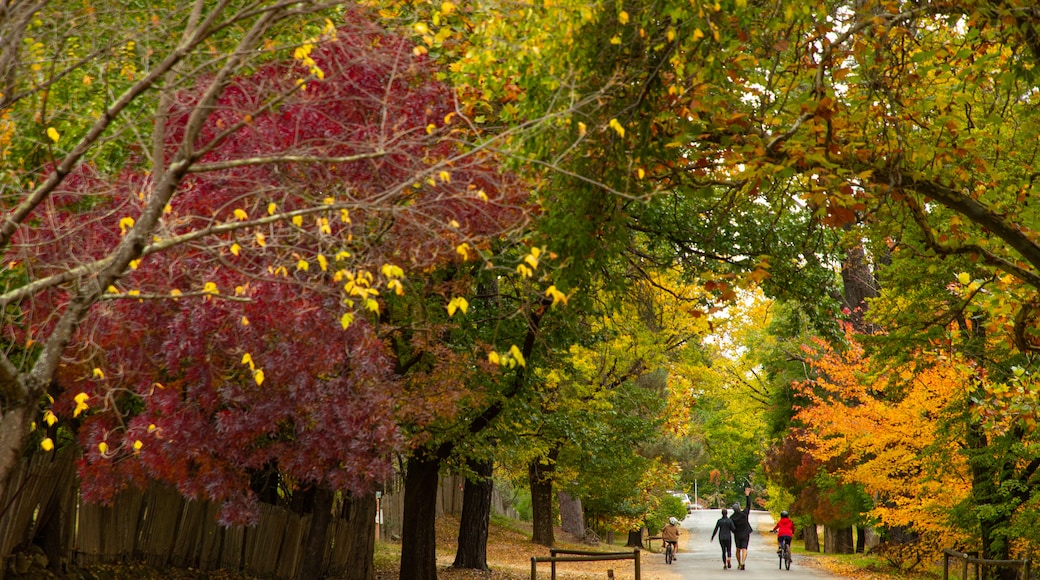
[625,528,644,548]
[400,454,441,580]
[338,493,376,580]
[529,447,559,547]
[856,526,866,554]
[297,483,335,580]
[803,524,820,552]
[841,241,879,334]
[453,458,493,570]
[558,491,584,538]
[824,525,854,554]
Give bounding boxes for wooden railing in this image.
[943,548,1031,580]
[530,548,641,580]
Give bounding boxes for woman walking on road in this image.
[729,487,753,570]
[710,508,736,569]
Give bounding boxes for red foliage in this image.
[12,12,528,524]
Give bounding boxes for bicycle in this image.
[664,541,676,565]
[777,539,792,570]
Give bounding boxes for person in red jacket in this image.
[770,510,795,554]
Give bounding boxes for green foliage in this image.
[645,494,685,535]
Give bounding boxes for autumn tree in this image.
[2,2,532,575]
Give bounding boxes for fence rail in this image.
[943,548,1032,580]
[530,548,641,580]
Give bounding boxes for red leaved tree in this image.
[4,7,528,574]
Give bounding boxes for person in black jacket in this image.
[729,487,753,569]
[710,508,736,569]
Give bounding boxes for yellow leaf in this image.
[447,296,469,316]
[255,232,266,247]
[323,197,334,205]
[441,1,455,14]
[118,216,135,235]
[267,203,277,215]
[476,190,489,202]
[230,243,241,256]
[292,215,303,226]
[692,28,705,41]
[75,392,90,404]
[365,298,380,313]
[98,442,109,454]
[46,127,60,142]
[317,254,328,271]
[297,259,309,271]
[957,272,971,285]
[450,219,460,229]
[578,122,587,136]
[242,353,254,368]
[41,438,55,452]
[170,289,182,297]
[608,118,625,137]
[619,10,629,24]
[340,312,354,329]
[637,168,645,179]
[203,281,218,294]
[129,259,141,270]
[610,35,621,45]
[44,410,57,426]
[456,243,470,260]
[233,208,248,221]
[92,368,105,379]
[133,440,143,451]
[426,123,436,134]
[509,344,526,367]
[241,316,249,326]
[439,170,451,183]
[254,369,265,386]
[545,285,568,306]
[148,424,157,432]
[488,351,501,365]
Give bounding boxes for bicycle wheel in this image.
[665,545,673,565]
[784,547,792,570]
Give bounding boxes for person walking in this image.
[729,487,753,569]
[710,507,736,569]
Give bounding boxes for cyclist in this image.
[770,510,795,557]
[661,516,681,560]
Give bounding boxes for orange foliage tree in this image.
[792,332,974,560]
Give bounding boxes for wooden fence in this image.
[943,549,1032,580]
[0,448,517,578]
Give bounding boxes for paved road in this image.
[639,510,843,580]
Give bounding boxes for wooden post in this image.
[635,548,641,580]
[531,557,537,580]
[943,552,950,580]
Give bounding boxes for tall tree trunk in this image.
[400,454,441,580]
[558,491,584,538]
[824,525,854,554]
[297,483,335,580]
[625,528,644,548]
[338,493,376,580]
[453,458,493,570]
[803,523,820,552]
[855,526,865,554]
[529,446,559,547]
[840,240,879,333]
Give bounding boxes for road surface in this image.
[639,509,843,580]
